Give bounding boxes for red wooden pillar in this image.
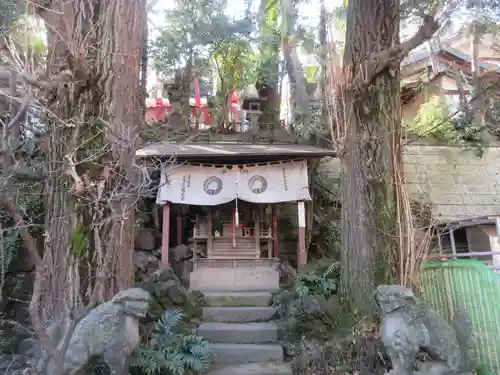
[272,205,279,258]
[297,201,307,266]
[177,206,182,246]
[161,202,171,266]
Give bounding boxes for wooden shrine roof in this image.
[136,141,336,162]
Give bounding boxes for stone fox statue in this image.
[375,284,474,375]
[42,288,151,375]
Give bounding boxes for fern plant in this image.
[294,262,340,298]
[1,228,22,286]
[130,309,211,375]
[271,262,343,341]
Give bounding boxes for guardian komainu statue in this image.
[38,288,151,375]
[375,285,474,375]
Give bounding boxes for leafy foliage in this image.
[0,0,21,34]
[405,95,455,140]
[404,92,487,156]
[272,261,344,342]
[309,161,342,259]
[130,309,210,375]
[0,187,44,281]
[211,38,258,92]
[151,0,253,77]
[294,261,341,298]
[257,0,281,87]
[0,227,22,274]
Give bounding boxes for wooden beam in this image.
[177,206,182,245]
[297,201,307,266]
[272,204,279,258]
[207,207,212,257]
[254,206,260,257]
[161,202,171,266]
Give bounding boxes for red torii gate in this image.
[191,76,241,127]
[191,76,213,125]
[146,75,242,127]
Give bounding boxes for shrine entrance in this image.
[136,141,336,291]
[190,200,277,259]
[157,159,310,267]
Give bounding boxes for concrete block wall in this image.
[405,144,500,221]
[323,143,500,223]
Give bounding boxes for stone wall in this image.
[323,143,500,222]
[405,143,500,221]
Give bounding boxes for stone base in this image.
[190,267,279,292]
[207,362,293,375]
[197,322,278,344]
[202,306,276,323]
[415,361,474,375]
[414,372,473,375]
[203,291,273,307]
[209,343,284,364]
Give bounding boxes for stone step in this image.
[210,248,257,253]
[209,255,259,259]
[203,291,273,307]
[212,240,255,244]
[203,306,276,322]
[190,267,280,292]
[210,250,256,253]
[209,343,283,364]
[213,238,254,242]
[207,362,293,375]
[212,247,256,250]
[212,242,255,246]
[197,322,277,344]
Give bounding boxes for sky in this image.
[149,0,343,39]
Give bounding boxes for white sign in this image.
[297,201,306,228]
[157,160,311,206]
[157,165,236,206]
[237,162,311,204]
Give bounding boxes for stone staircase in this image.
[197,291,292,375]
[209,237,258,259]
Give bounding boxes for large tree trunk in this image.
[100,0,145,292]
[281,0,309,123]
[257,0,281,129]
[340,0,402,315]
[31,0,145,317]
[38,2,92,320]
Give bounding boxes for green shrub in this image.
[294,261,340,298]
[272,261,343,341]
[130,309,210,375]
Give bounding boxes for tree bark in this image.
[341,0,402,316]
[38,1,90,321]
[281,0,309,123]
[99,0,146,291]
[257,0,281,129]
[469,20,491,144]
[31,0,145,311]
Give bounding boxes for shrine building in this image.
[136,141,336,291]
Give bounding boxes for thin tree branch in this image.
[4,96,29,136]
[348,15,440,91]
[0,196,40,265]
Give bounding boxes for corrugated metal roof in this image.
[136,142,337,158]
[447,215,500,230]
[402,39,500,73]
